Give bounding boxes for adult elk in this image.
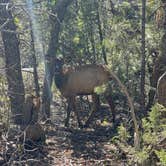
[156,71,166,107]
[54,58,115,127]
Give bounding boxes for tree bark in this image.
[89,20,96,63]
[96,1,107,65]
[29,20,40,97]
[42,0,73,120]
[140,0,146,111]
[0,0,25,124]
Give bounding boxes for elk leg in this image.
[72,97,83,128]
[106,94,115,124]
[94,94,100,111]
[85,94,100,127]
[65,98,72,127]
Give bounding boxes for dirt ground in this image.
[0,98,128,166]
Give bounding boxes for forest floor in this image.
[0,98,130,166]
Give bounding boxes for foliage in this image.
[155,149,166,165]
[142,104,166,143]
[135,104,166,164]
[134,147,149,164]
[94,84,107,95]
[117,124,131,143]
[112,104,166,165]
[112,123,131,144]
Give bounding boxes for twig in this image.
[109,71,140,150]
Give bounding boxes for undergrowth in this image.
[112,103,166,165]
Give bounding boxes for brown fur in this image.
[54,61,113,127]
[157,72,166,107]
[60,65,110,97]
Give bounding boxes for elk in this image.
[54,58,115,127]
[156,71,166,107]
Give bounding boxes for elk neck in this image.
[54,70,67,91]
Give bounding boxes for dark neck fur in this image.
[54,72,66,90]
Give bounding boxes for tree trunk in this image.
[29,20,40,97]
[89,20,96,63]
[140,0,146,111]
[96,1,107,65]
[0,0,25,124]
[42,0,73,120]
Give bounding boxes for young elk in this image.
[54,58,115,127]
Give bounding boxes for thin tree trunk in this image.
[140,0,146,111]
[89,21,96,63]
[96,1,108,65]
[42,0,73,120]
[0,0,25,124]
[29,20,40,97]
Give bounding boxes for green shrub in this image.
[155,149,166,165]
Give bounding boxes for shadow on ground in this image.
[45,102,123,165]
